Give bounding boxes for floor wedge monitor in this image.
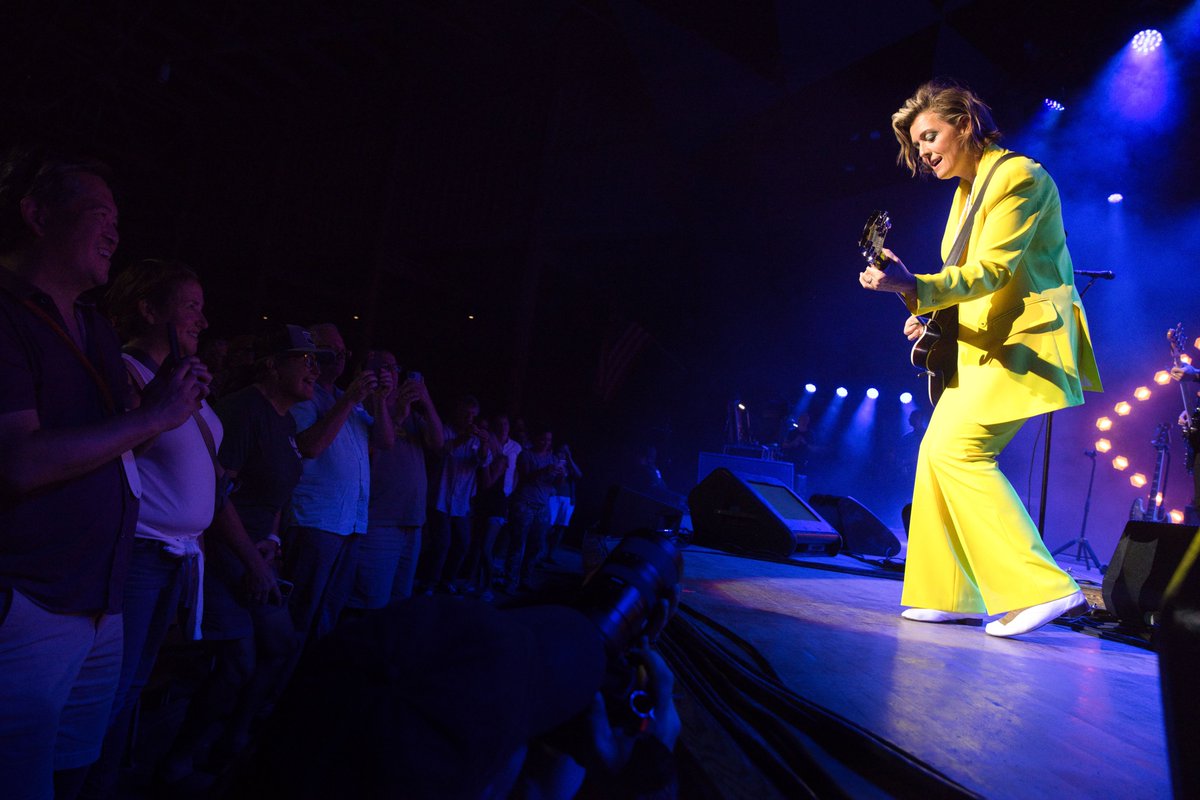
[688,468,839,557]
[1102,520,1199,628]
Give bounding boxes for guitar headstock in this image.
[859,211,891,270]
[1153,422,1170,450]
[1168,323,1187,364]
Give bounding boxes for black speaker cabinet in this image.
[1158,528,1200,799]
[687,468,839,557]
[1102,520,1199,628]
[808,495,902,557]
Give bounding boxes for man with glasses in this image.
[283,323,393,646]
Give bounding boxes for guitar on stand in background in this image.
[858,211,957,407]
[1168,323,1200,521]
[1130,423,1171,522]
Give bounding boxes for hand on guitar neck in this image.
[1170,363,1200,383]
[858,210,958,406]
[859,246,918,304]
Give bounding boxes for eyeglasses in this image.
[283,352,320,369]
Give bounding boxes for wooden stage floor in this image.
[668,546,1168,799]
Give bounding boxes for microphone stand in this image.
[1036,272,1106,540]
[1051,449,1104,572]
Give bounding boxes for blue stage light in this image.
[1044,98,1065,112]
[1132,29,1163,54]
[866,388,879,399]
[835,387,848,398]
[900,392,914,404]
[805,383,817,394]
[1108,193,1124,204]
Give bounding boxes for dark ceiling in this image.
[2,0,1195,441]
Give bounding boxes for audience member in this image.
[350,352,444,607]
[505,424,566,593]
[463,414,517,601]
[422,394,493,594]
[81,260,277,799]
[158,323,316,779]
[284,323,392,641]
[0,147,207,800]
[543,443,583,566]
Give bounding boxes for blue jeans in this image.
[422,511,472,589]
[83,540,185,797]
[283,527,362,641]
[349,523,422,608]
[504,502,551,588]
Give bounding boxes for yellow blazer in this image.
[910,145,1102,425]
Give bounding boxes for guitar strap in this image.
[943,152,1020,267]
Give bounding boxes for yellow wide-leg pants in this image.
[900,386,1080,614]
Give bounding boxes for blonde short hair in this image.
[891,78,1002,176]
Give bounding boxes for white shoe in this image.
[901,608,984,623]
[984,590,1086,638]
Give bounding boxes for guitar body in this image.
[910,306,958,407]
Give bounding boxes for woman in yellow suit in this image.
[860,79,1102,637]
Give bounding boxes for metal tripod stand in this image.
[1052,448,1105,572]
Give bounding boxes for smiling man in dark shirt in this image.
[0,146,207,800]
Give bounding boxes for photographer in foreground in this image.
[235,529,683,799]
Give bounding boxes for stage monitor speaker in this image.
[696,451,793,490]
[808,495,902,557]
[1101,520,1199,628]
[1158,529,1200,799]
[687,468,839,557]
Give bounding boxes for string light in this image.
[1096,417,1113,431]
[1130,473,1147,488]
[1134,386,1151,401]
[1114,401,1132,416]
[1170,510,1185,524]
[1113,455,1129,471]
[1095,439,1112,453]
[1155,370,1172,385]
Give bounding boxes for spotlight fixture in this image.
[866,388,879,399]
[1107,193,1124,204]
[1155,370,1172,385]
[1044,98,1065,112]
[1095,438,1112,453]
[1132,29,1163,55]
[899,392,913,404]
[805,383,817,393]
[1130,473,1148,488]
[1114,401,1132,416]
[737,402,746,411]
[1134,386,1152,401]
[1096,417,1113,431]
[1113,455,1129,470]
[836,387,848,398]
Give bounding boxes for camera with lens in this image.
[569,527,684,734]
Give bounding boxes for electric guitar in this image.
[1167,323,1200,474]
[859,211,958,407]
[1131,423,1171,522]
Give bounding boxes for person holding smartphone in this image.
[82,260,281,798]
[349,351,444,607]
[159,323,318,780]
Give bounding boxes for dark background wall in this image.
[4,0,1198,557]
